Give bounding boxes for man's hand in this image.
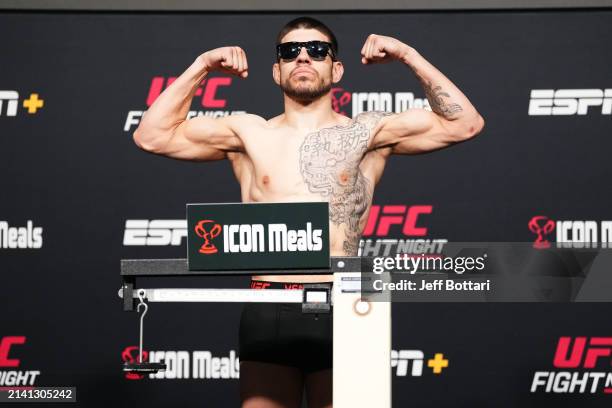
[199,46,249,78]
[360,34,412,65]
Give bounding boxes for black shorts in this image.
[239,281,333,374]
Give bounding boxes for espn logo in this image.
[528,89,612,116]
[123,220,187,246]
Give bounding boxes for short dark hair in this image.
[276,17,339,58]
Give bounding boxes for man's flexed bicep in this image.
[138,114,245,161]
[133,46,250,161]
[360,35,484,155]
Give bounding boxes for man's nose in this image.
[296,47,312,63]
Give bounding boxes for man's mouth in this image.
[292,68,316,77]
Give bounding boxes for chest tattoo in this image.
[299,119,374,255]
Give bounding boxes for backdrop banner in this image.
[1,10,611,407]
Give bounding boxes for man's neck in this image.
[281,93,341,130]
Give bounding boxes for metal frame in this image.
[118,260,392,408]
[119,256,372,311]
[121,256,367,276]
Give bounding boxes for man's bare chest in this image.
[240,121,372,195]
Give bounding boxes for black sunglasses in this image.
[276,41,336,61]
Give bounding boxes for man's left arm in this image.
[361,34,485,154]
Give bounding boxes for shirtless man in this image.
[133,16,483,408]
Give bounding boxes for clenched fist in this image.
[360,34,412,64]
[199,46,249,78]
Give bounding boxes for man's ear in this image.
[332,61,344,84]
[272,62,281,86]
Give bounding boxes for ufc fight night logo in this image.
[528,89,612,116]
[358,205,447,256]
[124,76,245,132]
[0,336,41,386]
[531,337,612,394]
[363,205,432,236]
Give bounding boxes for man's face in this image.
[273,28,343,102]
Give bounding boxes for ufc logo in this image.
[391,349,423,376]
[0,336,26,367]
[147,77,232,108]
[363,205,432,237]
[528,89,612,116]
[123,220,187,246]
[0,91,19,116]
[553,337,612,368]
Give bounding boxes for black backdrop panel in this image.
[0,11,611,407]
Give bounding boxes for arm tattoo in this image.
[424,81,463,119]
[299,112,385,255]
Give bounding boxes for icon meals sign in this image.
[187,202,330,271]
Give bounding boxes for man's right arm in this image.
[133,47,249,161]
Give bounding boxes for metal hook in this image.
[137,290,148,363]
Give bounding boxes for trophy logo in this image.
[122,346,149,380]
[331,87,351,116]
[528,215,555,249]
[195,219,222,254]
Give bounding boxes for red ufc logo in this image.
[363,205,432,237]
[146,76,232,108]
[553,336,612,368]
[0,336,26,367]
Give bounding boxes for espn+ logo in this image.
[528,89,612,116]
[0,91,45,116]
[391,349,448,376]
